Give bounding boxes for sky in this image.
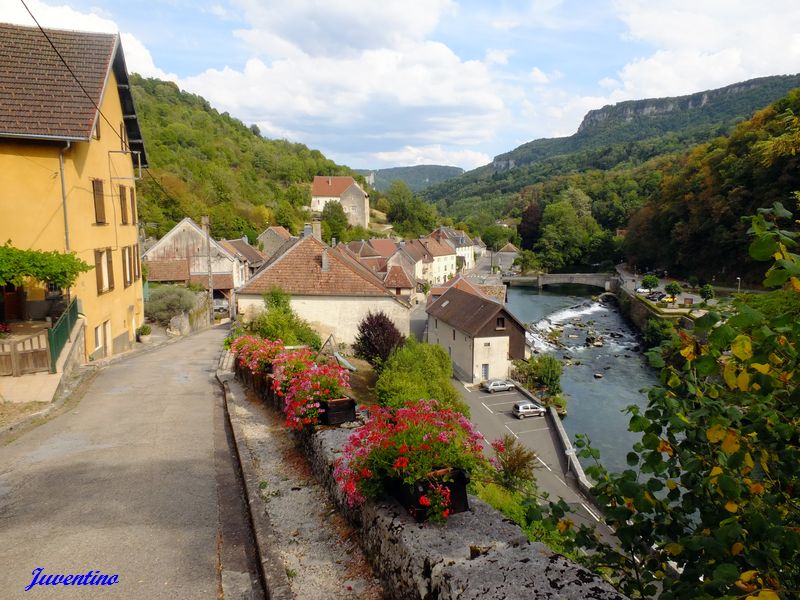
[3,0,800,170]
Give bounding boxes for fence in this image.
[0,330,51,376]
[47,297,78,373]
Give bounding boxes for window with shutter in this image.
[119,186,128,224]
[134,244,141,280]
[106,248,114,291]
[130,188,137,224]
[92,179,106,224]
[122,247,130,288]
[94,249,103,294]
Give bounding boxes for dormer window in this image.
[496,316,505,330]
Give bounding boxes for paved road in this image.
[456,382,607,534]
[0,326,236,599]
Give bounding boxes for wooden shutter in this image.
[92,180,106,223]
[106,248,114,291]
[94,250,103,294]
[130,188,137,224]
[119,186,128,224]
[134,244,141,280]
[122,247,130,287]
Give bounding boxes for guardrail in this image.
[47,297,78,373]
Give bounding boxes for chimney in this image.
[302,222,313,238]
[311,220,322,241]
[321,249,330,272]
[331,237,337,247]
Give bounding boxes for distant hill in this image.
[424,74,800,216]
[130,75,357,241]
[356,165,464,192]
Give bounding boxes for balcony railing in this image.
[47,297,78,373]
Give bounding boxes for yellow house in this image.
[0,23,148,361]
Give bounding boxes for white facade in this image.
[431,254,457,284]
[426,315,511,383]
[238,294,410,346]
[455,244,475,271]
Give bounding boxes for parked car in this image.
[481,379,515,393]
[512,401,546,419]
[635,287,651,294]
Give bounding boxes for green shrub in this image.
[145,285,197,324]
[641,317,677,348]
[513,354,562,395]
[246,286,321,350]
[374,338,468,415]
[136,323,152,336]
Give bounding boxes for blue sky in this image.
[4,1,799,169]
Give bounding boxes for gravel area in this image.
[230,390,385,599]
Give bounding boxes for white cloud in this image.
[486,48,513,65]
[373,145,489,169]
[0,0,176,80]
[529,67,550,83]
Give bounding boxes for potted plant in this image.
[271,348,315,410]
[136,323,152,343]
[334,399,487,522]
[283,361,353,429]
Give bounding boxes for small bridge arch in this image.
[502,272,619,291]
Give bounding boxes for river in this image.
[505,284,659,475]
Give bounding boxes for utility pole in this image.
[201,216,213,324]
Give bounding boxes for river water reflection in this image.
[506,284,659,474]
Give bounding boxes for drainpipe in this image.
[58,142,71,251]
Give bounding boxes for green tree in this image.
[481,225,512,251]
[0,244,92,289]
[321,201,348,243]
[664,281,683,299]
[700,283,715,304]
[513,249,539,273]
[641,274,659,291]
[248,286,321,349]
[385,181,438,237]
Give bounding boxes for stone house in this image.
[257,225,295,259]
[236,236,410,345]
[221,237,267,277]
[426,285,528,383]
[0,24,147,361]
[428,226,475,271]
[310,176,370,229]
[142,218,248,305]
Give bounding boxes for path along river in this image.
[506,284,659,475]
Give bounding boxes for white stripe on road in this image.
[484,391,517,397]
[515,426,549,434]
[504,424,519,439]
[536,456,552,472]
[485,399,521,407]
[581,502,601,522]
[481,402,493,414]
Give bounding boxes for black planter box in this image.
[319,397,357,425]
[388,468,470,522]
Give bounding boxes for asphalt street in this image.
[0,326,231,599]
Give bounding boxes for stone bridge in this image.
[502,272,619,291]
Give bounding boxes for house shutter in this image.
[119,186,128,224]
[122,247,130,287]
[130,188,137,224]
[94,249,103,293]
[92,179,106,223]
[134,243,141,280]
[106,248,115,290]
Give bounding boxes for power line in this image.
[19,0,182,211]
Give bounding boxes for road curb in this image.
[216,367,294,600]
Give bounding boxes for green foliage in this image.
[641,274,660,291]
[374,338,468,415]
[537,204,800,599]
[130,75,355,239]
[700,283,715,303]
[481,224,513,251]
[664,281,683,297]
[641,317,677,349]
[385,181,439,238]
[512,249,539,273]
[144,285,197,324]
[513,354,562,395]
[0,244,92,289]
[247,288,321,350]
[321,201,348,244]
[352,311,405,371]
[533,189,602,270]
[489,434,537,492]
[136,323,152,336]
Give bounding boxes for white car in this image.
[481,379,515,393]
[635,287,651,294]
[512,401,546,419]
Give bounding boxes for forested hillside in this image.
[131,75,358,241]
[355,165,464,192]
[424,74,800,222]
[509,89,800,281]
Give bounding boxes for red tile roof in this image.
[0,23,147,166]
[498,242,519,253]
[144,259,189,282]
[222,238,266,265]
[311,176,362,197]
[189,273,234,290]
[417,237,455,257]
[384,265,413,289]
[268,226,292,240]
[368,238,398,257]
[238,236,397,298]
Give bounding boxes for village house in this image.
[426,285,528,383]
[257,225,295,259]
[427,226,476,271]
[0,24,147,362]
[142,218,248,307]
[221,237,267,277]
[236,235,410,345]
[404,238,457,285]
[310,176,370,229]
[338,241,418,301]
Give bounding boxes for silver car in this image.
[481,379,515,393]
[512,401,546,419]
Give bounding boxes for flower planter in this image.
[319,397,357,426]
[388,468,470,522]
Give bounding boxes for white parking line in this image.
[536,456,552,472]
[480,402,493,414]
[485,399,520,407]
[504,424,519,439]
[484,391,517,397]
[515,426,549,434]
